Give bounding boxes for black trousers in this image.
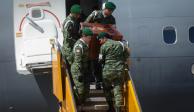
[89,59,102,83]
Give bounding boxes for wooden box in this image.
[81,23,123,60]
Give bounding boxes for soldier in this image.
[71,28,93,103]
[97,32,129,112]
[84,2,117,89]
[62,4,81,65]
[85,1,116,26]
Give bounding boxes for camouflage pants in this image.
[102,70,124,107]
[71,65,90,103]
[61,47,74,65]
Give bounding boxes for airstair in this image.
[51,44,142,112]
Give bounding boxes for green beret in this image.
[105,2,116,11]
[70,4,81,14]
[82,28,93,36]
[97,32,110,40]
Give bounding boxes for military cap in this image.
[105,2,116,11]
[97,32,110,40]
[82,28,93,36]
[70,4,81,14]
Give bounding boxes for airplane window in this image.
[189,27,194,43]
[29,8,44,20]
[192,64,194,75]
[32,9,42,18]
[163,26,176,44]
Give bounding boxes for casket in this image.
[81,23,123,60]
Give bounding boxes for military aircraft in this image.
[0,0,194,112]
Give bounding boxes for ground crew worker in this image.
[84,2,117,89]
[62,4,81,65]
[71,28,93,104]
[85,1,116,26]
[97,32,129,112]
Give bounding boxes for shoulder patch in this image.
[74,44,83,55]
[92,10,100,19]
[94,10,98,16]
[74,47,82,55]
[64,20,73,29]
[75,48,81,54]
[119,41,125,52]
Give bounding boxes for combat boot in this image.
[107,101,115,112]
[115,107,121,112]
[96,82,102,90]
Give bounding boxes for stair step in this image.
[89,89,105,97]
[77,84,108,111]
[90,84,96,89]
[90,83,103,90]
[78,104,109,111]
[85,97,106,102]
[95,104,109,110]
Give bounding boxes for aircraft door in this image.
[21,7,57,71]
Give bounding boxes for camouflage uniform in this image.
[62,15,80,65]
[99,39,129,107]
[71,39,90,102]
[85,10,116,25]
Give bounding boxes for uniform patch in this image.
[73,43,83,56]
[76,49,81,53]
[75,47,82,55]
[99,54,103,60]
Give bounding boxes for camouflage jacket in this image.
[71,39,90,73]
[99,39,129,72]
[85,10,116,25]
[62,15,80,54]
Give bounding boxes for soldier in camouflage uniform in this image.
[97,32,129,112]
[85,2,116,25]
[84,2,117,90]
[71,28,93,103]
[62,4,81,65]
